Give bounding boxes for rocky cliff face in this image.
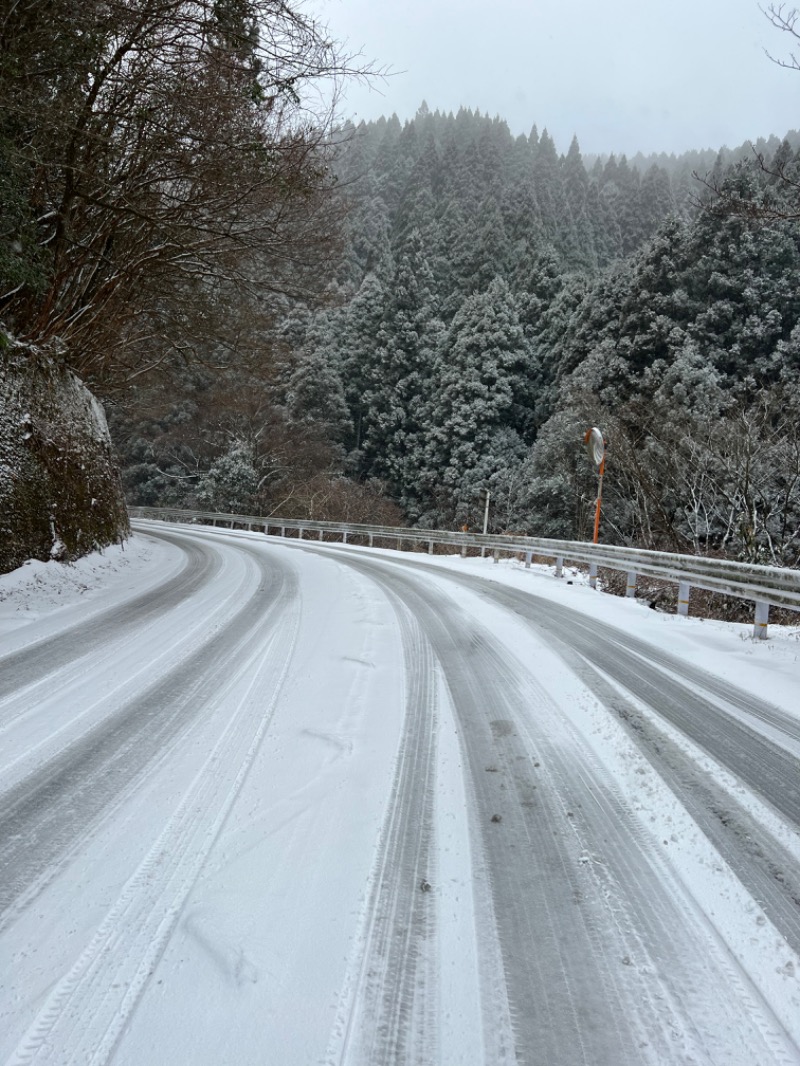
[0,338,129,574]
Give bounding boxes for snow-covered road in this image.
[1,521,799,1065]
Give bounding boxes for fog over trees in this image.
[115,98,800,567]
[12,1,792,566]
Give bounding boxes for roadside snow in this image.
[0,533,183,649]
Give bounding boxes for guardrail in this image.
[129,506,800,639]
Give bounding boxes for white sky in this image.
[315,0,800,157]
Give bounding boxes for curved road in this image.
[0,522,798,1066]
[317,545,800,1066]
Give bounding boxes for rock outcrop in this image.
[0,337,129,573]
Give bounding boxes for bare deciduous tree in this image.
[695,5,800,220]
[763,3,800,68]
[0,0,370,388]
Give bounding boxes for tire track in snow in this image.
[0,530,219,705]
[364,559,800,962]
[558,654,800,955]
[317,553,646,1064]
[450,577,800,957]
[438,572,800,819]
[570,617,800,747]
[316,549,798,1065]
[403,614,651,1064]
[3,551,302,1066]
[0,534,249,775]
[0,539,296,927]
[329,597,441,1066]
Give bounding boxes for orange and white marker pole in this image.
[592,448,606,545]
[584,427,606,588]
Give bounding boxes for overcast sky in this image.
[315,0,799,157]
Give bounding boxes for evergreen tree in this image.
[197,443,260,514]
[640,165,676,239]
[339,272,391,452]
[359,232,444,510]
[423,277,530,525]
[532,128,561,240]
[286,345,352,444]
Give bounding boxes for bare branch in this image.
[1,0,372,386]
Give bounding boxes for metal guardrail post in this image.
[754,600,770,640]
[525,550,532,569]
[428,540,433,555]
[342,530,348,544]
[626,571,637,598]
[677,581,691,616]
[589,562,598,589]
[369,534,374,547]
[318,529,323,541]
[555,555,564,578]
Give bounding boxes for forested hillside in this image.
[116,106,800,566]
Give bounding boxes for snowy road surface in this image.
[0,521,799,1065]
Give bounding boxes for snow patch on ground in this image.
[0,534,181,639]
